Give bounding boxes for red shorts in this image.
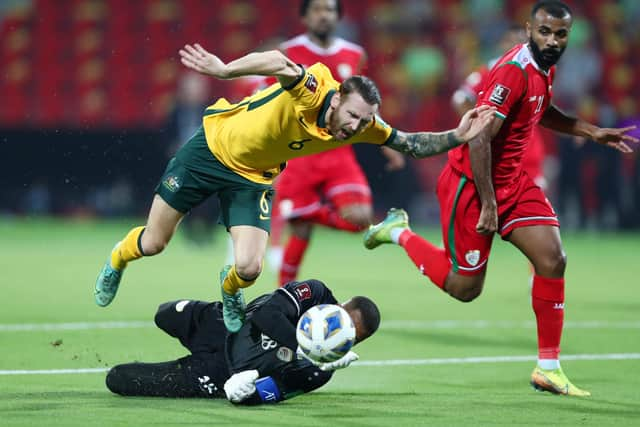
[274,147,371,219]
[436,163,559,276]
[523,127,546,190]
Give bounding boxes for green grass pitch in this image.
[1,218,639,426]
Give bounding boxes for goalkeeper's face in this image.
[328,92,379,141]
[349,310,366,344]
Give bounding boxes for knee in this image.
[105,366,125,395]
[140,233,169,256]
[154,302,172,330]
[339,206,372,229]
[290,220,313,240]
[235,259,262,280]
[444,275,484,302]
[535,252,567,276]
[450,286,483,303]
[345,214,370,229]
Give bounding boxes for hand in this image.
[318,351,359,371]
[296,347,359,371]
[475,203,497,235]
[381,146,406,171]
[179,43,227,78]
[454,105,497,143]
[224,370,259,403]
[591,126,638,154]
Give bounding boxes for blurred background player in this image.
[365,0,638,397]
[451,24,548,192]
[270,0,406,285]
[106,278,380,404]
[164,71,220,246]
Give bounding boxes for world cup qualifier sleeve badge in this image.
[489,84,510,106]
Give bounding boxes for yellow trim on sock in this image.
[110,226,145,270]
[222,265,256,294]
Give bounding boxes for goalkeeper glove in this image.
[318,351,359,371]
[296,347,359,371]
[223,369,259,403]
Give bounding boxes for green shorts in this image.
[155,127,273,232]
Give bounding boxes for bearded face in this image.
[528,34,566,68]
[527,9,572,70]
[303,0,339,43]
[327,92,378,141]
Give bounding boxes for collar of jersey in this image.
[316,89,337,128]
[522,43,551,76]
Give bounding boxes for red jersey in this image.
[280,34,366,80]
[449,44,554,186]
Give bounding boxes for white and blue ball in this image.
[296,304,356,363]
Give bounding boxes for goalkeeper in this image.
[106,279,379,404]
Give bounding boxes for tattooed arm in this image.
[384,105,496,159]
[387,130,462,159]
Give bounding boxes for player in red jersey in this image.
[271,0,405,285]
[453,24,547,287]
[452,24,548,190]
[365,1,638,397]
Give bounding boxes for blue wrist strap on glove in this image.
[255,376,282,403]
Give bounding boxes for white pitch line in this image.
[0,368,109,375]
[382,320,640,329]
[0,321,154,331]
[1,320,640,332]
[2,353,640,375]
[354,353,640,366]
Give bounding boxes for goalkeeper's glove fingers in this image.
[224,369,259,403]
[319,351,359,371]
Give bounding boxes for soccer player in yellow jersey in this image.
[95,43,496,332]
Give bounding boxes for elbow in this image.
[265,50,289,70]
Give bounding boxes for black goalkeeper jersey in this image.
[226,279,338,398]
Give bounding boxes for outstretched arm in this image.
[386,105,496,158]
[540,104,638,153]
[179,43,302,88]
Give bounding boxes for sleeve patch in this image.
[294,283,312,301]
[304,74,318,93]
[488,84,511,106]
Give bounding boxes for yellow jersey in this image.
[202,63,396,184]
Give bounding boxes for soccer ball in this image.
[296,304,356,363]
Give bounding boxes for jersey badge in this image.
[465,250,480,266]
[294,283,312,301]
[304,74,318,93]
[162,175,181,193]
[489,84,510,106]
[276,347,294,362]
